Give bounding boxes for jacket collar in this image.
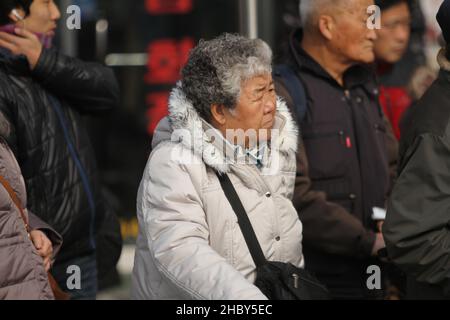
[152,83,298,174]
[288,29,375,91]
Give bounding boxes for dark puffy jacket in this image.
[0,47,119,264]
[275,29,398,299]
[384,49,450,300]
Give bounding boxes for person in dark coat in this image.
[384,0,450,300]
[374,0,435,140]
[0,0,120,299]
[275,0,398,299]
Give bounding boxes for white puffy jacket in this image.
[131,85,304,300]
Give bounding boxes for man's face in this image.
[374,2,411,64]
[20,0,60,36]
[329,0,377,64]
[222,73,277,146]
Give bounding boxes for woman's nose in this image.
[264,96,276,114]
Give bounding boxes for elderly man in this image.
[131,33,304,300]
[274,0,398,299]
[384,0,450,300]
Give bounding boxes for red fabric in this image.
[379,86,412,140]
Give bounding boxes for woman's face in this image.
[16,0,60,35]
[221,73,277,147]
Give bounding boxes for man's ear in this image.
[210,104,227,125]
[8,8,26,23]
[318,15,334,41]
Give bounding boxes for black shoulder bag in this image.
[216,173,330,300]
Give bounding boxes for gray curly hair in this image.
[181,33,273,121]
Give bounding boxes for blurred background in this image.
[52,0,446,299]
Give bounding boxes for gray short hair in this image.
[181,33,273,121]
[299,0,350,29]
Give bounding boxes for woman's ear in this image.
[8,8,25,23]
[210,104,227,126]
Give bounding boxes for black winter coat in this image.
[384,50,450,300]
[0,47,119,263]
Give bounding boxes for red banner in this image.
[145,0,193,15]
[145,37,194,85]
[144,0,195,136]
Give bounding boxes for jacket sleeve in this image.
[384,134,450,295]
[0,96,19,157]
[28,211,63,258]
[275,79,376,258]
[383,111,399,196]
[32,48,120,114]
[141,145,267,300]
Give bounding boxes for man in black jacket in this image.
[0,0,119,299]
[384,0,450,300]
[275,0,398,299]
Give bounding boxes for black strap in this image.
[215,172,267,268]
[273,64,308,123]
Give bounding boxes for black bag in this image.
[216,173,330,300]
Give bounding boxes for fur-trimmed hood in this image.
[152,83,298,173]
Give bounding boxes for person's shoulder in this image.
[398,73,450,166]
[401,74,450,141]
[146,141,205,178]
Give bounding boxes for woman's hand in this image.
[30,230,53,272]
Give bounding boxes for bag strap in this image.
[47,95,96,249]
[0,174,30,232]
[273,64,308,123]
[215,172,267,268]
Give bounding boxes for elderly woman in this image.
[131,33,304,300]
